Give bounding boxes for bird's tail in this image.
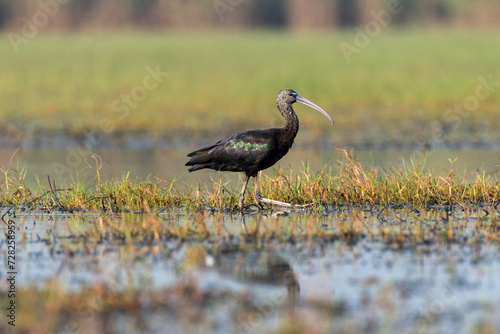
[187,165,204,172]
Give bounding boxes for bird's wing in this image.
[186,130,275,169]
[219,130,274,166]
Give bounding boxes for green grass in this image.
[2,29,500,145]
[1,150,499,210]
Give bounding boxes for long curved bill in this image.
[296,95,334,125]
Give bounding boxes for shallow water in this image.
[1,207,499,333]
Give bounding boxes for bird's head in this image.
[277,89,300,105]
[277,89,334,125]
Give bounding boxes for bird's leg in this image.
[238,175,250,209]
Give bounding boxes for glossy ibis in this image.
[185,89,333,209]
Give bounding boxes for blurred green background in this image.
[1,0,499,149]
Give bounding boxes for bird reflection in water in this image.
[216,250,300,313]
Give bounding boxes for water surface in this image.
[1,207,499,333]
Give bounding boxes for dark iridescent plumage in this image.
[186,89,333,209]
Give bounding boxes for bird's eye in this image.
[291,92,297,97]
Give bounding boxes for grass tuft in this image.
[1,150,499,211]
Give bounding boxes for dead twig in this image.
[47,175,62,207]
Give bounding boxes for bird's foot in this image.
[235,203,261,213]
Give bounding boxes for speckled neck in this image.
[277,101,299,146]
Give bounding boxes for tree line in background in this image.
[0,0,499,30]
